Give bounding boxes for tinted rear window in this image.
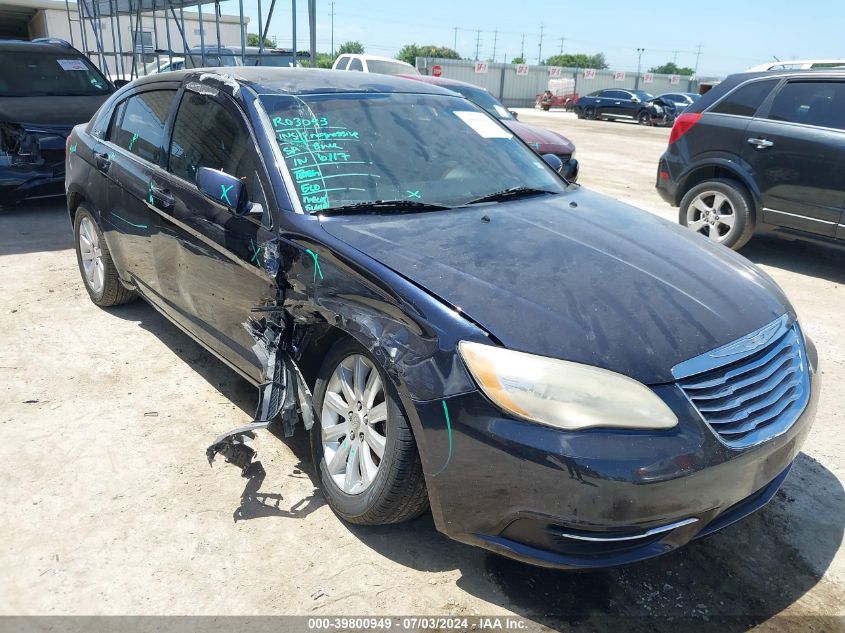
[0,51,110,97]
[711,79,779,117]
[768,80,845,130]
[110,90,177,163]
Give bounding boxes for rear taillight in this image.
[669,112,702,144]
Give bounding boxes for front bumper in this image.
[415,364,819,570]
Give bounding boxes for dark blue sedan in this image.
[65,68,818,569]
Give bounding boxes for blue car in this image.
[65,68,817,569]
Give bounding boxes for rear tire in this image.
[73,204,137,307]
[310,337,428,525]
[679,179,755,250]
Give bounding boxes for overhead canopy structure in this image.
[65,0,317,82]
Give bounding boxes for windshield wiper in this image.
[462,187,558,205]
[317,200,452,216]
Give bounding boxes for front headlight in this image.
[459,341,677,431]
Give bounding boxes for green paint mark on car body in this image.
[128,132,138,150]
[305,248,324,283]
[220,184,234,205]
[429,400,453,477]
[112,212,148,229]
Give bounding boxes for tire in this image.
[584,106,597,120]
[679,179,755,250]
[637,110,652,125]
[310,337,428,525]
[73,204,137,307]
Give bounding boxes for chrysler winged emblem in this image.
[709,320,781,358]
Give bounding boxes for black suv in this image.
[575,88,655,124]
[0,38,113,206]
[657,70,845,249]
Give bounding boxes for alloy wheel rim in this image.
[687,191,737,243]
[79,217,105,294]
[321,353,387,495]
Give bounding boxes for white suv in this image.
[332,54,419,76]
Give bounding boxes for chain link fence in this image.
[415,57,721,108]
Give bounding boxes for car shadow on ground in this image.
[0,199,71,256]
[346,452,844,632]
[741,235,845,285]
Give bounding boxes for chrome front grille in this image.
[672,315,810,448]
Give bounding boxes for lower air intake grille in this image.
[673,315,810,448]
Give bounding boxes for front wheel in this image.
[310,338,428,525]
[679,179,755,250]
[583,106,597,120]
[637,110,652,125]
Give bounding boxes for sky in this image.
[212,0,844,77]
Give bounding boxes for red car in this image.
[398,74,578,181]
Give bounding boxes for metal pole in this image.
[130,0,141,79]
[308,0,316,72]
[78,0,89,59]
[635,47,644,90]
[289,0,294,63]
[163,0,173,68]
[170,6,193,67]
[238,0,245,64]
[151,0,162,72]
[537,23,544,64]
[261,0,276,51]
[492,29,497,62]
[64,0,75,46]
[113,0,126,77]
[197,0,205,66]
[91,0,110,78]
[257,0,263,56]
[331,2,336,56]
[214,0,222,52]
[107,0,120,77]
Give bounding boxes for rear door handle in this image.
[748,138,774,149]
[94,151,111,171]
[149,183,176,209]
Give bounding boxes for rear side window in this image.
[768,81,845,130]
[110,90,176,163]
[168,91,262,203]
[348,58,363,71]
[711,79,778,117]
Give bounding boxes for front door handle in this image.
[149,183,176,209]
[94,151,111,171]
[748,138,774,149]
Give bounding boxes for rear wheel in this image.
[310,337,428,525]
[680,179,755,250]
[73,205,137,306]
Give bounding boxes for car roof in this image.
[135,66,458,96]
[0,38,80,54]
[397,74,486,91]
[337,54,414,65]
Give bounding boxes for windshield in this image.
[366,60,419,75]
[246,54,296,67]
[449,84,513,120]
[188,52,243,67]
[260,92,566,213]
[0,51,110,97]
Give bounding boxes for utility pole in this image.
[520,32,525,60]
[329,1,335,56]
[537,23,544,64]
[672,49,678,64]
[453,26,458,51]
[492,29,497,62]
[558,36,566,55]
[474,29,481,60]
[635,47,645,89]
[693,43,703,77]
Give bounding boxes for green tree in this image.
[543,52,608,69]
[246,32,275,48]
[396,44,461,65]
[510,56,526,64]
[649,61,695,76]
[337,41,365,55]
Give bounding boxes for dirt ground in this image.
[1,109,844,631]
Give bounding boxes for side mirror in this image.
[196,166,247,214]
[541,153,564,175]
[509,110,519,120]
[113,79,130,89]
[631,96,640,103]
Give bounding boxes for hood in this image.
[319,189,791,384]
[502,119,575,155]
[0,95,109,129]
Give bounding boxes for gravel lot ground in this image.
[1,109,843,631]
